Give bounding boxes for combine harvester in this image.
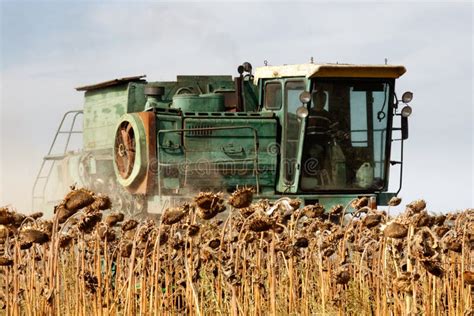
[32,61,413,217]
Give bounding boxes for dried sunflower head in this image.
[105,212,124,227]
[334,268,351,285]
[433,215,446,226]
[228,187,254,209]
[0,208,14,225]
[412,211,434,227]
[411,229,438,258]
[239,206,256,218]
[78,212,102,234]
[248,216,274,232]
[59,234,74,248]
[162,204,189,225]
[12,212,26,227]
[363,213,383,228]
[294,236,309,248]
[382,222,408,239]
[38,220,53,237]
[329,204,344,216]
[83,271,98,294]
[194,192,222,210]
[393,272,419,294]
[55,204,77,224]
[138,220,155,242]
[444,239,462,253]
[187,224,200,237]
[323,246,336,258]
[97,225,116,242]
[433,226,449,238]
[158,229,169,245]
[30,212,43,220]
[20,227,49,244]
[91,195,112,211]
[120,242,133,258]
[0,256,13,266]
[20,241,33,250]
[208,239,221,249]
[64,188,95,212]
[289,199,302,210]
[303,203,325,218]
[406,199,426,213]
[464,271,474,285]
[352,197,369,210]
[421,259,444,277]
[388,196,402,207]
[122,219,139,232]
[197,202,225,220]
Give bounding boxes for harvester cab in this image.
[33,61,413,217]
[254,63,412,206]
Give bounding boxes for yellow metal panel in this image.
[254,63,406,83]
[310,65,406,79]
[253,64,320,83]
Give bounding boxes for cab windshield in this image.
[300,79,392,191]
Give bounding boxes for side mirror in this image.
[401,116,409,140]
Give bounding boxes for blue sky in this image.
[0,1,472,212]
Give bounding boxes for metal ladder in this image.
[31,110,83,210]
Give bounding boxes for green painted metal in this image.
[144,95,170,110]
[181,116,277,188]
[153,114,277,196]
[171,93,225,112]
[83,82,146,151]
[243,80,259,111]
[377,192,397,205]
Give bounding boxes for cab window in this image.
[264,82,282,110]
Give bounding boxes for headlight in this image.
[299,91,311,104]
[401,105,412,117]
[296,106,309,119]
[402,91,413,103]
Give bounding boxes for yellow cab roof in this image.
[253,63,406,84]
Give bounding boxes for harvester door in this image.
[276,80,306,193]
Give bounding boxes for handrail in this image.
[32,110,83,210]
[157,125,260,197]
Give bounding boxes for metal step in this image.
[44,154,67,160]
[57,131,82,134]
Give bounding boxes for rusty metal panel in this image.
[130,112,156,194]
